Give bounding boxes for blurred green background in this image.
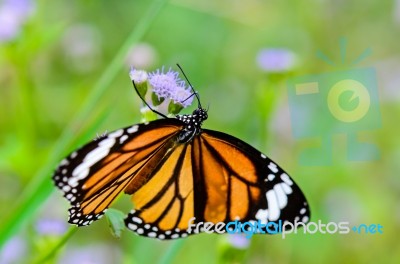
[0,0,399,263]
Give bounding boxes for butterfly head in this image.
[192,107,208,123]
[175,108,208,143]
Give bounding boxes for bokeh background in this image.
[1,0,399,263]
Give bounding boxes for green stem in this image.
[33,227,77,264]
[0,0,169,249]
[158,240,185,264]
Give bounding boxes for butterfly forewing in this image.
[52,119,184,226]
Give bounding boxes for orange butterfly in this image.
[53,66,310,239]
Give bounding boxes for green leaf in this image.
[151,92,164,106]
[105,209,126,238]
[168,101,184,115]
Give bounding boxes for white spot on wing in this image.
[108,129,124,138]
[127,125,139,133]
[148,232,157,237]
[132,217,142,224]
[281,182,293,194]
[119,134,129,144]
[274,183,288,209]
[255,209,268,224]
[280,173,293,186]
[68,177,79,187]
[268,162,278,173]
[266,190,280,221]
[268,174,275,181]
[261,153,267,159]
[60,159,69,166]
[72,138,116,181]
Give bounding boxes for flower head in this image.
[129,67,148,84]
[256,48,296,72]
[148,67,193,107]
[0,0,35,42]
[35,218,68,235]
[227,234,250,249]
[148,67,182,99]
[170,84,193,107]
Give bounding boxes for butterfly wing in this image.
[124,128,310,239]
[198,129,310,225]
[52,118,184,226]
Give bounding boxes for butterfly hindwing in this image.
[200,129,310,226]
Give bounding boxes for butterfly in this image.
[52,68,310,240]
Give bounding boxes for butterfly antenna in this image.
[176,64,202,109]
[132,80,168,119]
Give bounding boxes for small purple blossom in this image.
[62,24,102,73]
[148,67,182,99]
[256,48,296,72]
[126,43,158,69]
[59,244,122,264]
[148,67,193,107]
[0,0,35,42]
[227,234,250,249]
[35,218,68,235]
[170,86,193,107]
[0,236,28,264]
[129,68,148,84]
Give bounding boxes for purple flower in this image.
[148,67,193,107]
[148,67,182,98]
[170,85,193,107]
[62,24,102,73]
[129,68,148,84]
[35,218,68,236]
[0,236,28,264]
[125,43,158,69]
[227,234,250,249]
[0,0,35,42]
[59,244,122,264]
[256,48,296,72]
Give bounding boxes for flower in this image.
[148,67,182,99]
[256,48,296,72]
[170,85,193,107]
[226,234,250,249]
[0,0,35,42]
[148,67,193,107]
[125,43,158,69]
[58,244,122,264]
[129,68,148,84]
[35,218,68,235]
[62,24,102,73]
[0,236,28,264]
